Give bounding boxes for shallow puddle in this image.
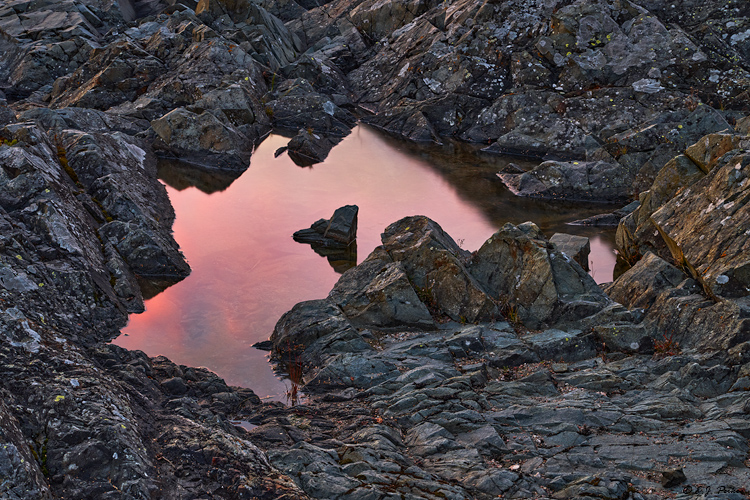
[113,125,619,401]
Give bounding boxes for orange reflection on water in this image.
[114,126,617,400]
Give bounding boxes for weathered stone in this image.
[550,233,591,271]
[328,247,434,329]
[381,216,499,323]
[650,152,750,299]
[470,222,609,329]
[606,252,689,312]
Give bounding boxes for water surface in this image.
[114,126,618,400]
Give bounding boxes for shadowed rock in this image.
[470,222,610,330]
[550,233,591,271]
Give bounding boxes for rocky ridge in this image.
[0,0,748,498]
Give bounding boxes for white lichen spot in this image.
[716,275,729,285]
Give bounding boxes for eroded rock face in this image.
[471,222,610,330]
[381,216,499,323]
[266,213,750,499]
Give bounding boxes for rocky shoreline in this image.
[0,0,748,498]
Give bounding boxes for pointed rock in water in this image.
[293,205,358,247]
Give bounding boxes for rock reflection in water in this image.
[116,125,620,402]
[157,158,244,194]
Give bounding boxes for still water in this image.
[113,125,618,401]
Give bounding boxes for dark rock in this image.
[328,247,434,329]
[161,376,188,395]
[381,216,498,323]
[266,79,356,136]
[550,233,591,271]
[569,200,639,227]
[661,468,687,488]
[470,222,610,329]
[294,205,358,251]
[285,128,343,166]
[151,107,253,171]
[498,160,636,203]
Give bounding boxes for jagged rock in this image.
[151,107,252,171]
[470,222,610,330]
[650,151,750,299]
[381,216,499,323]
[266,79,356,136]
[294,205,358,248]
[617,133,750,265]
[285,127,342,166]
[498,160,635,203]
[550,233,591,271]
[606,252,690,313]
[328,247,434,329]
[0,397,51,499]
[270,298,361,358]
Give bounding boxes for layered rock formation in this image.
[0,0,748,497]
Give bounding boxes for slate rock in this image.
[381,216,499,323]
[550,233,591,271]
[470,222,609,329]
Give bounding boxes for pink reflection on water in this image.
[114,126,618,400]
[115,127,500,400]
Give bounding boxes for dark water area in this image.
[113,125,620,401]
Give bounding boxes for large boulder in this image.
[469,222,610,330]
[151,107,252,171]
[328,247,434,329]
[650,151,750,299]
[616,132,750,266]
[381,216,499,323]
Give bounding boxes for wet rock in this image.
[285,127,343,166]
[499,160,635,203]
[470,222,610,329]
[550,233,591,271]
[293,204,358,249]
[569,200,639,227]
